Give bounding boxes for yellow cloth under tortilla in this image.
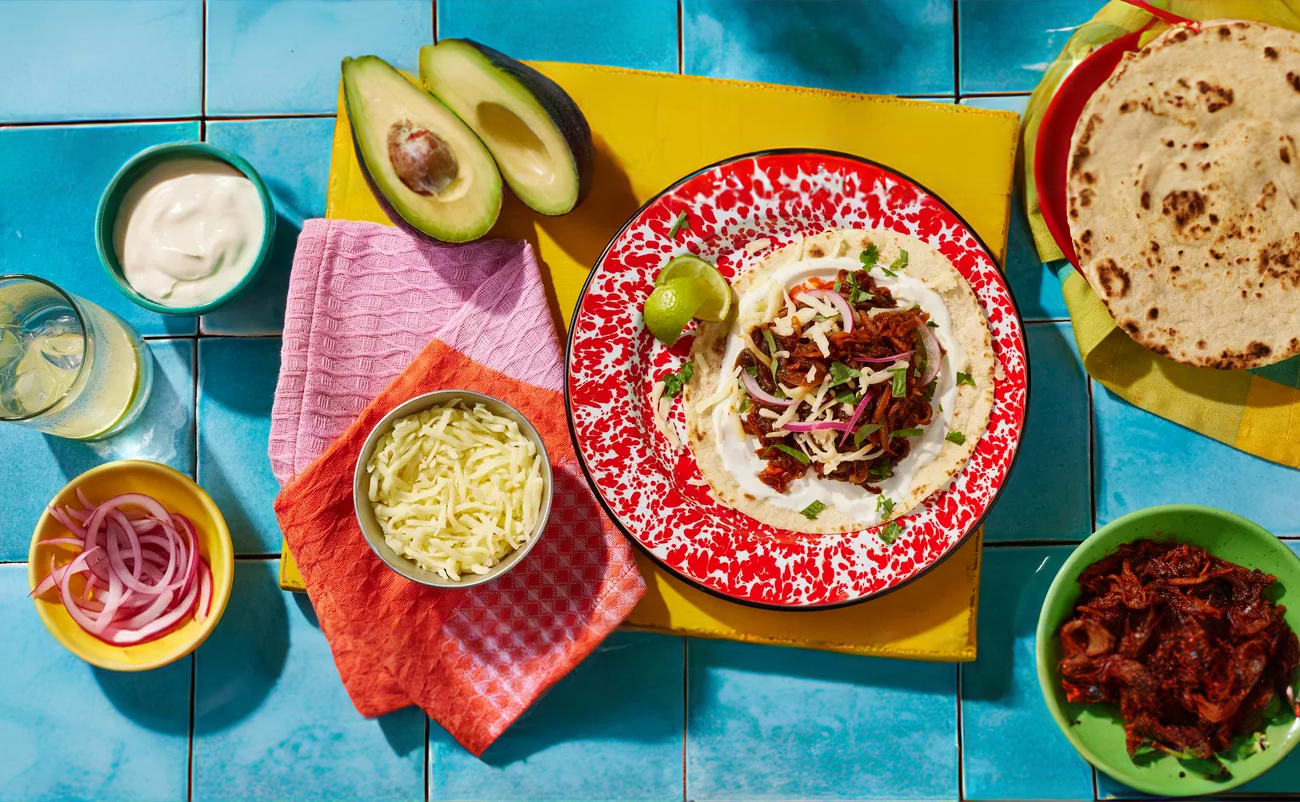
[1022,0,1300,469]
[279,62,1020,661]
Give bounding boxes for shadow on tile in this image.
[43,345,193,480]
[473,632,682,767]
[198,454,264,555]
[193,562,290,734]
[90,656,193,736]
[200,213,300,335]
[290,592,423,760]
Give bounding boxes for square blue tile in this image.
[958,95,1070,321]
[0,122,200,336]
[687,639,958,800]
[684,0,955,95]
[206,0,431,115]
[959,0,1101,94]
[0,564,190,801]
[202,118,335,334]
[193,559,425,801]
[0,0,201,122]
[197,337,283,554]
[438,0,678,71]
[962,546,1095,800]
[0,338,194,560]
[430,631,684,801]
[985,323,1091,541]
[1093,384,1300,535]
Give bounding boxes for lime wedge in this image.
[643,277,706,345]
[655,254,731,322]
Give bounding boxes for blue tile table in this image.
[3,2,1299,800]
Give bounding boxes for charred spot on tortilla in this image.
[1095,259,1131,298]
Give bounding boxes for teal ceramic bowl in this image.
[1036,505,1300,797]
[94,142,275,316]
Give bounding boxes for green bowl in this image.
[1036,505,1300,797]
[94,141,276,316]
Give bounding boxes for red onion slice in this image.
[797,289,853,334]
[741,370,797,407]
[854,350,914,365]
[917,324,943,387]
[838,391,876,446]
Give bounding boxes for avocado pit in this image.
[388,120,458,195]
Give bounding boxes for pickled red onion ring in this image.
[740,370,797,407]
[30,491,213,646]
[838,390,877,447]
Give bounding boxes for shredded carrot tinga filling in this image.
[736,266,942,493]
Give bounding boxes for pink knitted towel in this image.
[268,218,645,754]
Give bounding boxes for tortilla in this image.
[681,228,996,535]
[1067,20,1300,369]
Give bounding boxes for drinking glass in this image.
[0,274,153,439]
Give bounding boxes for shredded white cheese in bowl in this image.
[352,390,553,587]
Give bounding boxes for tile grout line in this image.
[951,0,961,99]
[677,0,684,75]
[681,637,688,802]
[955,663,966,802]
[1087,366,1101,802]
[424,715,431,802]
[199,0,207,143]
[0,112,337,130]
[432,0,438,43]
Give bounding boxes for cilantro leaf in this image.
[926,320,939,328]
[876,495,895,516]
[859,244,879,270]
[890,367,907,397]
[889,249,909,273]
[834,389,858,405]
[853,422,882,448]
[767,443,810,465]
[956,371,975,387]
[661,361,693,398]
[800,500,827,520]
[923,381,938,400]
[879,521,903,545]
[668,211,690,240]
[945,430,966,445]
[738,396,750,413]
[891,427,924,438]
[869,460,894,480]
[828,361,862,388]
[744,364,759,377]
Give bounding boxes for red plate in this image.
[1033,30,1145,267]
[565,150,1028,609]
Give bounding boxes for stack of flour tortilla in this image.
[1068,19,1300,369]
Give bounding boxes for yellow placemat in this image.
[1022,1,1300,470]
[280,63,1020,661]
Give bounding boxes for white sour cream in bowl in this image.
[111,157,268,311]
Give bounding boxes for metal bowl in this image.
[352,389,553,589]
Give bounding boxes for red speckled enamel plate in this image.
[565,150,1028,609]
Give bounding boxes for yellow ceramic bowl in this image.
[27,460,234,671]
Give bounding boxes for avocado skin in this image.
[341,56,501,243]
[450,39,594,209]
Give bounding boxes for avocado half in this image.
[341,55,502,243]
[419,40,593,216]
